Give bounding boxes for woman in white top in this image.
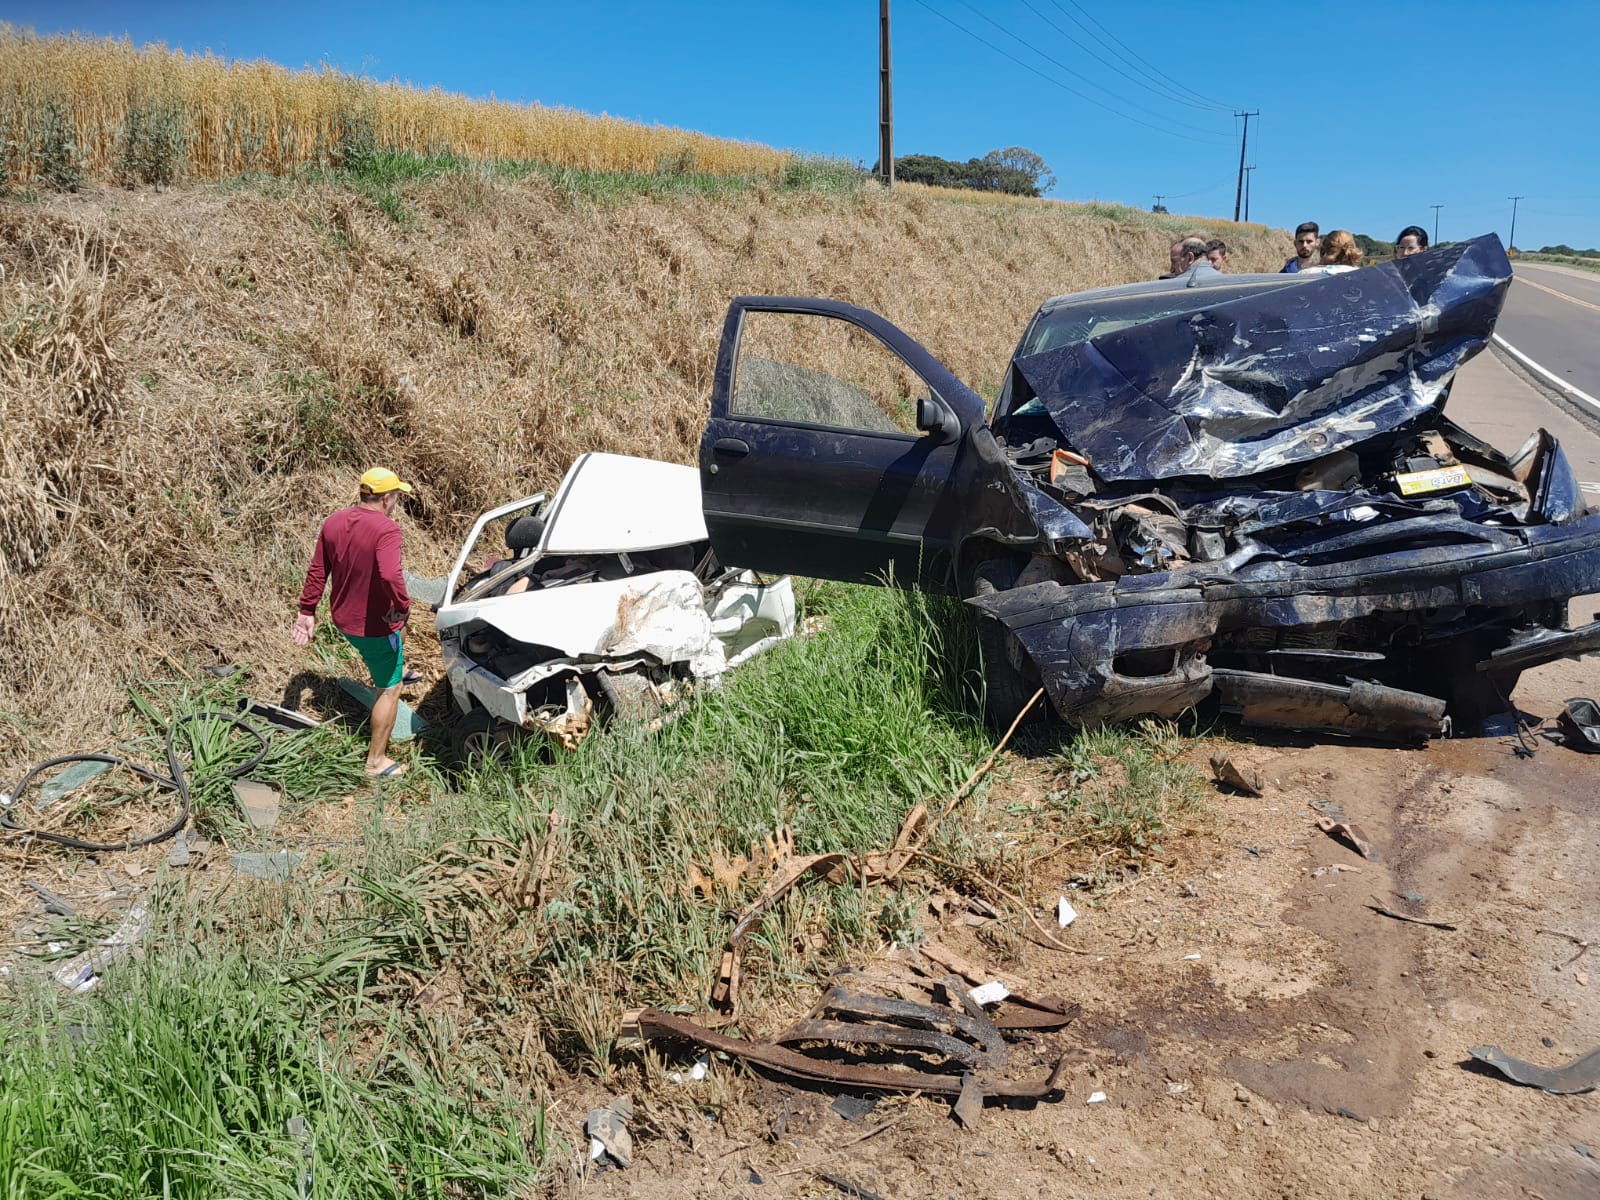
[1299,230,1364,275]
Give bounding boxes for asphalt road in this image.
[1494,261,1600,406]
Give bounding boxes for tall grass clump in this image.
[0,952,532,1198]
[0,26,792,187]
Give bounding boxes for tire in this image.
[451,708,522,764]
[969,558,1047,732]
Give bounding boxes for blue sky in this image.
[8,0,1598,250]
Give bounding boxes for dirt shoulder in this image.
[579,357,1600,1199]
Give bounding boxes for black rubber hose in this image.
[0,710,270,852]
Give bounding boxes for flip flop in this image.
[368,762,408,779]
[401,670,425,685]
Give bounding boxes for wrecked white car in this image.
[435,452,795,756]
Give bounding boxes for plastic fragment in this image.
[1058,897,1078,928]
[967,981,1010,1007]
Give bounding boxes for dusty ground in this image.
[570,353,1600,1200]
[569,645,1600,1200]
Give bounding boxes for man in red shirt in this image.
[293,467,414,778]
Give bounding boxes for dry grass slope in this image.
[0,27,789,186]
[0,165,1285,758]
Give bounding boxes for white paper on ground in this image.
[967,981,1010,1006]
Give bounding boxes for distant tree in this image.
[1353,233,1393,259]
[892,146,1056,198]
[981,147,1056,196]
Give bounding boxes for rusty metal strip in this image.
[632,1008,1070,1100]
[817,986,1006,1067]
[709,852,849,1016]
[773,1019,985,1071]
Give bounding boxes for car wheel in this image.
[451,708,522,764]
[970,559,1047,732]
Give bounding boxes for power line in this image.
[910,0,1228,145]
[953,1,1230,141]
[1050,0,1237,113]
[1017,0,1232,116]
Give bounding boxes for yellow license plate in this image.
[1395,465,1472,495]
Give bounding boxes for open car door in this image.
[699,297,986,591]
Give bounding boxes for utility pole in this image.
[878,0,893,186]
[1243,166,1255,222]
[1507,195,1524,252]
[1152,193,1166,212]
[1429,204,1443,245]
[1233,110,1258,222]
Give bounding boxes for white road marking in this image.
[1491,333,1600,417]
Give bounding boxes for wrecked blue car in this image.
[698,236,1600,740]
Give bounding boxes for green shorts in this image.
[344,630,404,689]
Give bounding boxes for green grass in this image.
[0,951,532,1199]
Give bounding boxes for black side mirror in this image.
[916,394,962,444]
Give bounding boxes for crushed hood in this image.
[1012,234,1512,482]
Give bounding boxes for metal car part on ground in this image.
[433,452,796,754]
[696,236,1600,739]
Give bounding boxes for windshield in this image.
[1021,278,1307,354]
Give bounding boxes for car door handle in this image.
[713,438,750,456]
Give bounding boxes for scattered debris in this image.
[231,850,306,882]
[667,1054,710,1085]
[286,1116,315,1200]
[1366,898,1457,931]
[337,677,427,742]
[689,826,795,900]
[709,852,849,1017]
[1209,753,1265,796]
[234,778,281,830]
[1310,864,1362,878]
[952,1073,984,1129]
[1317,817,1380,861]
[1086,1091,1107,1105]
[1057,896,1078,928]
[907,942,1079,1030]
[1166,1081,1191,1096]
[629,1002,1072,1106]
[25,880,74,916]
[831,1094,879,1123]
[1536,927,1595,966]
[168,828,209,869]
[236,698,322,731]
[53,904,150,992]
[35,760,113,807]
[1559,698,1600,753]
[967,981,1010,1007]
[1182,953,1202,962]
[818,1172,889,1200]
[1469,1044,1600,1095]
[586,1097,634,1168]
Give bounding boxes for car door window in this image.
[732,311,931,436]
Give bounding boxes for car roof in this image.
[1033,270,1312,315]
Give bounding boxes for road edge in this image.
[1489,335,1600,440]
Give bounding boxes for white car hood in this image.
[441,569,725,675]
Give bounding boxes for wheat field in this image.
[0,26,792,185]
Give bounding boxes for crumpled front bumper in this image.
[966,511,1600,732]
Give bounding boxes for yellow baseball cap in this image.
[359,467,413,495]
